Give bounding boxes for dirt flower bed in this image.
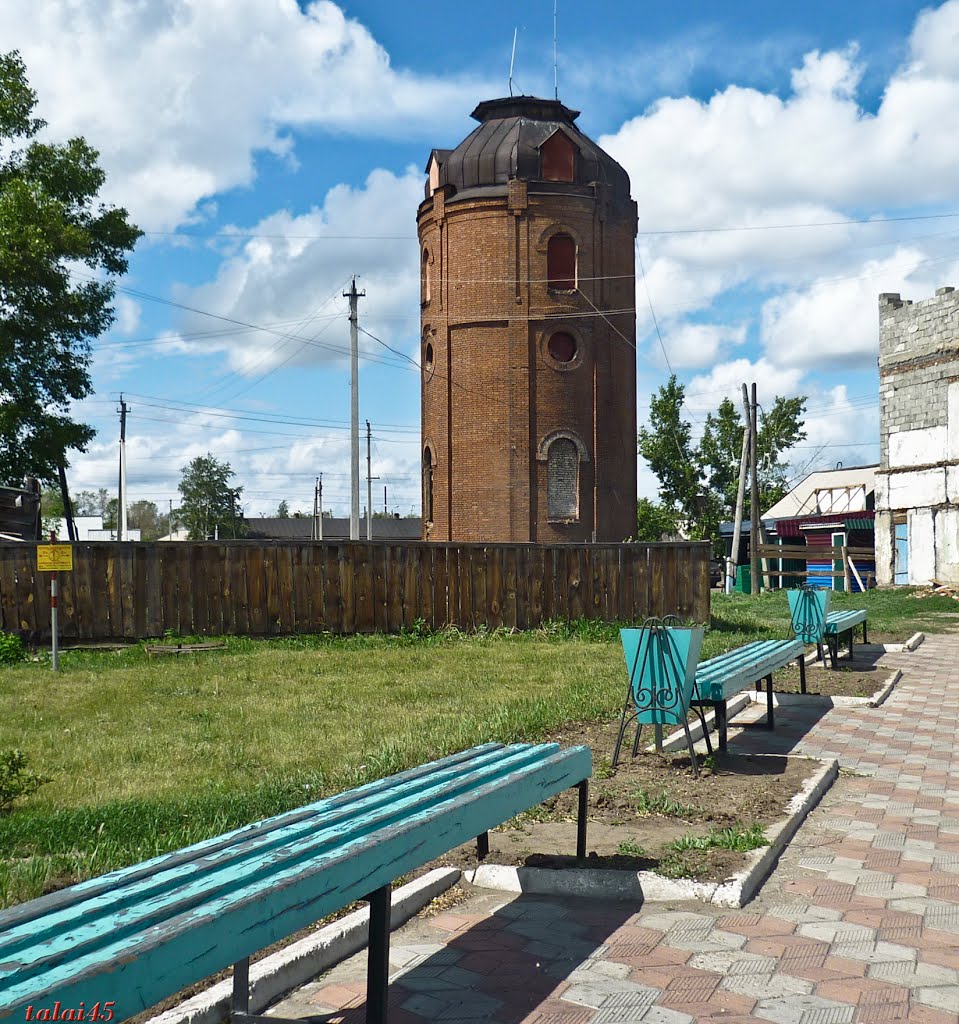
[772,653,891,698]
[434,718,823,884]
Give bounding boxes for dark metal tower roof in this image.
[437,95,630,195]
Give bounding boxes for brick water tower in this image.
[418,96,637,542]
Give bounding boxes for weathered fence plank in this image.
[0,540,709,641]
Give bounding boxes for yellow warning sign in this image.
[37,545,73,572]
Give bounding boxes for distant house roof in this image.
[242,517,422,541]
[762,465,877,521]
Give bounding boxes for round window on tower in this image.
[546,331,577,366]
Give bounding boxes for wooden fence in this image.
[0,540,710,642]
[755,544,876,590]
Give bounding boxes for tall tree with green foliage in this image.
[128,499,168,540]
[0,51,141,485]
[176,455,245,540]
[638,376,702,513]
[638,378,807,546]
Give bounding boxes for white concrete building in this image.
[875,286,959,585]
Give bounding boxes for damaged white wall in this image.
[875,287,959,585]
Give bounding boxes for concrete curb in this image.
[466,757,838,909]
[867,668,902,707]
[144,867,461,1024]
[744,667,903,709]
[905,631,925,651]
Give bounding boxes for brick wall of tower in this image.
[418,183,637,543]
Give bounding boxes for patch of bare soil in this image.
[430,717,823,884]
[773,653,890,698]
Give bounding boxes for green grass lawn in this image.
[1,586,956,905]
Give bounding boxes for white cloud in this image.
[684,358,806,416]
[652,321,746,370]
[4,0,489,230]
[601,1,959,370]
[172,166,422,378]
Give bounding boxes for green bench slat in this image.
[0,743,498,936]
[0,742,591,1020]
[824,609,867,635]
[694,639,802,701]
[0,743,520,960]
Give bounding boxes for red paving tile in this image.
[816,978,910,1004]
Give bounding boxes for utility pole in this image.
[384,485,387,516]
[313,475,323,540]
[117,395,128,541]
[344,277,365,540]
[750,382,760,594]
[726,383,751,595]
[366,420,379,541]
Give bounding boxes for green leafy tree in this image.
[697,395,808,522]
[276,500,290,519]
[176,454,245,539]
[755,396,808,513]
[634,498,681,541]
[639,378,807,546]
[72,489,106,516]
[638,376,706,537]
[0,52,141,485]
[127,499,167,541]
[39,483,64,534]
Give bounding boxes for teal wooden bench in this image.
[691,637,805,752]
[786,588,868,671]
[823,609,868,670]
[0,742,591,1024]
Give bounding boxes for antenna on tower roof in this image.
[509,27,518,97]
[553,0,558,100]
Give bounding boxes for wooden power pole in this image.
[749,382,759,594]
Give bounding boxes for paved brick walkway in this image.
[271,636,959,1024]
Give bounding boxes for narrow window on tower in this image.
[547,234,576,291]
[421,247,431,305]
[547,438,579,521]
[423,446,434,522]
[541,132,575,182]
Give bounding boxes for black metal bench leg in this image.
[232,957,250,1016]
[366,884,391,1024]
[577,780,589,859]
[716,701,727,754]
[863,621,868,644]
[476,832,489,860]
[765,673,775,730]
[799,653,807,694]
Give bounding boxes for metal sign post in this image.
[37,534,73,671]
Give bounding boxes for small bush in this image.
[0,632,25,665]
[0,751,50,814]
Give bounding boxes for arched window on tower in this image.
[423,446,434,523]
[547,234,576,290]
[541,132,575,182]
[547,437,580,521]
[421,247,431,305]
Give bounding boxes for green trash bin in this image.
[736,564,751,593]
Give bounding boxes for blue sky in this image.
[6,1,959,518]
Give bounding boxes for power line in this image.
[136,209,959,243]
